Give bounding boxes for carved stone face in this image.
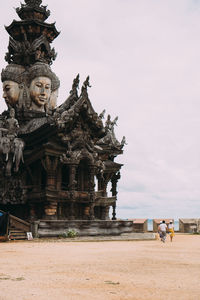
[10,108,15,118]
[29,76,51,111]
[3,81,20,106]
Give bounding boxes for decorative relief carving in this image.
[5,35,57,66]
[97,114,121,148]
[0,109,25,176]
[25,0,42,7]
[0,178,26,204]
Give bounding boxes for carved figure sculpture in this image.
[1,137,11,161]
[105,114,112,131]
[13,138,25,172]
[121,136,127,148]
[96,160,105,178]
[70,74,80,96]
[81,76,91,96]
[111,116,118,128]
[6,108,19,136]
[97,114,120,148]
[1,64,26,108]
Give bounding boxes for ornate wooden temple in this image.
[0,0,130,237]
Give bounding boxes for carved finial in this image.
[105,114,111,130]
[120,136,127,149]
[111,116,118,128]
[99,109,106,119]
[25,0,42,7]
[70,74,80,96]
[81,76,92,96]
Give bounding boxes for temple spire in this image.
[5,0,59,66]
[25,0,43,7]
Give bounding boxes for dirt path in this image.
[0,234,200,300]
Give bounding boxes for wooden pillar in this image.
[88,192,95,220]
[102,173,113,197]
[111,177,117,197]
[112,205,116,221]
[68,165,77,220]
[42,156,58,190]
[30,204,36,221]
[111,172,120,220]
[69,201,75,220]
[46,172,56,189]
[89,165,95,192]
[101,206,110,220]
[84,206,90,219]
[89,203,95,220]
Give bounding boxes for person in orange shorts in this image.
[168,220,175,242]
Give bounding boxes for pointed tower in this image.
[5,0,59,66]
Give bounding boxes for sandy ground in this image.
[0,234,200,300]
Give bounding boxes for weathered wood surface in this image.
[9,214,30,232]
[36,220,134,237]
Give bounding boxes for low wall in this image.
[31,220,134,238]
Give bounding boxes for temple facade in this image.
[0,0,128,236]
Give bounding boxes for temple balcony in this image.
[27,188,116,206]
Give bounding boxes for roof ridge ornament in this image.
[25,0,42,7]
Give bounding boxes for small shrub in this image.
[60,229,77,238]
[67,229,77,238]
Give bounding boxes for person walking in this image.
[168,220,175,242]
[157,221,162,239]
[158,220,167,243]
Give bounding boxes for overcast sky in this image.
[1,0,200,220]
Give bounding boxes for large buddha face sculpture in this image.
[1,64,26,108]
[29,76,52,112]
[3,81,20,107]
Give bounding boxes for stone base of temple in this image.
[31,220,134,238]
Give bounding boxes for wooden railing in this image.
[9,214,30,232]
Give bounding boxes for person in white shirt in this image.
[158,220,167,243]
